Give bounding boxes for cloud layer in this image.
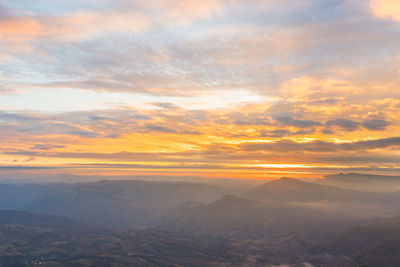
[0,0,399,178]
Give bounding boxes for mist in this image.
[1,173,400,266]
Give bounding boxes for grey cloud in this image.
[106,134,121,138]
[240,137,400,153]
[233,118,271,126]
[362,119,390,131]
[316,154,400,164]
[325,118,391,132]
[131,114,151,120]
[0,112,38,122]
[66,130,98,138]
[31,144,65,150]
[274,115,322,128]
[15,121,98,138]
[322,129,334,134]
[308,98,339,105]
[294,129,316,135]
[0,166,59,170]
[181,130,202,135]
[0,109,155,138]
[260,129,291,138]
[145,124,176,133]
[151,102,180,109]
[17,126,45,133]
[357,137,400,148]
[89,115,117,121]
[259,129,315,138]
[325,119,360,131]
[143,125,199,135]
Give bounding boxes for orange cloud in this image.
[0,17,41,41]
[0,9,150,43]
[51,11,150,39]
[158,0,223,24]
[279,77,362,101]
[0,0,221,44]
[370,0,400,22]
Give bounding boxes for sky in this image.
[0,0,399,180]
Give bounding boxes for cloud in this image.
[0,0,223,44]
[2,0,400,98]
[260,129,290,138]
[233,118,271,126]
[0,84,16,94]
[370,0,400,22]
[260,129,315,138]
[31,144,65,150]
[66,130,98,138]
[325,118,391,132]
[362,119,390,131]
[150,102,180,109]
[155,0,223,25]
[0,3,150,43]
[0,8,41,41]
[240,137,400,153]
[0,166,59,170]
[130,114,151,120]
[326,119,360,132]
[279,77,362,101]
[1,0,400,176]
[274,115,322,128]
[308,98,339,105]
[0,111,37,121]
[145,124,176,133]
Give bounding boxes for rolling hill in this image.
[245,177,380,203]
[243,177,398,217]
[156,194,364,241]
[0,180,229,229]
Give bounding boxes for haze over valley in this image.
[0,173,400,266]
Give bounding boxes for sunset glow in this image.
[1,0,400,179]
